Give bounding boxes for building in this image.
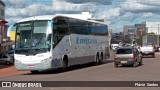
[135,24,146,38]
[56,12,92,20]
[123,25,136,42]
[0,0,13,53]
[142,22,160,35]
[9,24,16,41]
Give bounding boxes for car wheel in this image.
[152,54,155,58]
[139,59,142,66]
[114,64,118,68]
[132,61,137,67]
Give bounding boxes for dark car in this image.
[114,47,142,67]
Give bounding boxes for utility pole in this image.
[158,24,160,46]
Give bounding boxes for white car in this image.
[140,45,155,57]
[111,44,119,51]
[0,54,13,64]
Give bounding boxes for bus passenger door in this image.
[52,18,69,47]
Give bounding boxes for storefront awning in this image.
[0,20,8,23]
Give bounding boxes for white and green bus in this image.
[14,15,110,73]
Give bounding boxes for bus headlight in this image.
[15,59,21,64]
[41,57,52,63]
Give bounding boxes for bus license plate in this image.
[28,64,35,68]
[121,61,127,63]
[144,52,149,54]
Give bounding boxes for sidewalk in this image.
[0,65,29,77]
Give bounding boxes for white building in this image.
[56,12,92,20]
[143,22,160,35]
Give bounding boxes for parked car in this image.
[0,54,13,65]
[154,45,159,52]
[114,47,142,67]
[6,50,14,62]
[140,44,155,57]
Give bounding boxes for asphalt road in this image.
[0,52,160,90]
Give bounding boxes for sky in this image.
[2,0,160,33]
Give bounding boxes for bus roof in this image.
[17,15,55,23]
[17,15,106,25]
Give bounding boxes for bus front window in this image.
[16,22,32,49]
[15,21,52,55]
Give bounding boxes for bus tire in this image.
[132,60,137,67]
[95,53,100,65]
[100,52,103,64]
[114,64,118,68]
[62,55,68,71]
[30,70,39,74]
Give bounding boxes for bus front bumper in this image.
[15,61,52,71]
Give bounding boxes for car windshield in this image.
[116,49,133,54]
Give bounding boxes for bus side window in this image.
[53,19,69,34]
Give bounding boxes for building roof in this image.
[0,20,8,23]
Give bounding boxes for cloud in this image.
[52,0,97,12]
[83,0,160,32]
[5,3,54,24]
[3,0,160,33]
[94,7,121,19]
[2,0,27,4]
[60,0,112,5]
[120,0,160,14]
[141,12,154,18]
[137,0,160,6]
[2,0,28,8]
[6,17,23,24]
[118,12,136,21]
[6,3,53,17]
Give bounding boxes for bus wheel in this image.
[95,53,100,65]
[100,52,103,64]
[62,56,68,71]
[30,70,39,74]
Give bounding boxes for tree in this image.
[124,35,131,43]
[136,36,143,45]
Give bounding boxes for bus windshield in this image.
[15,20,52,55]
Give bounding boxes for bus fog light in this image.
[15,59,21,64]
